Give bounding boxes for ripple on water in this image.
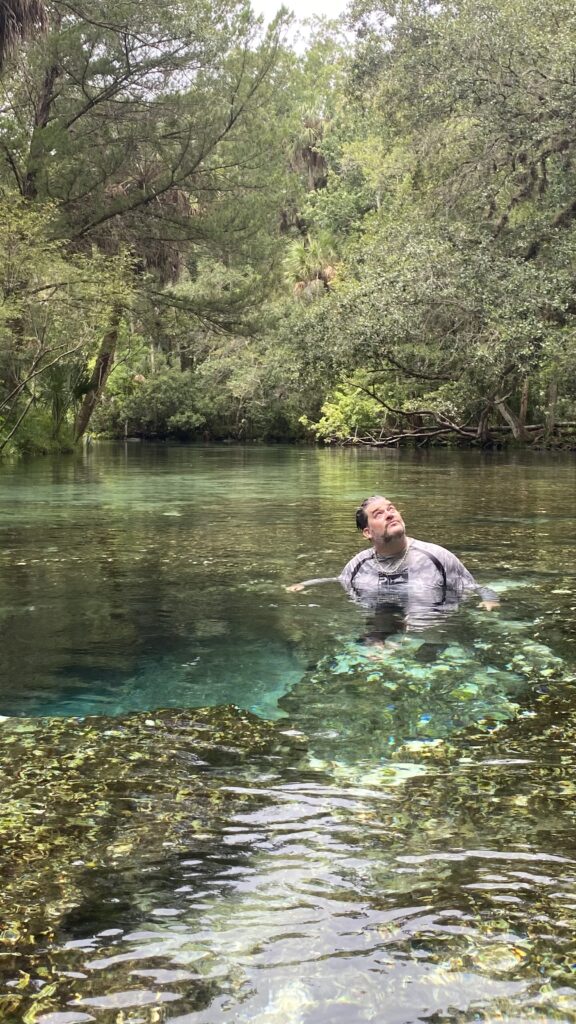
[2,447,576,1023]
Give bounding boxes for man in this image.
[287,496,499,620]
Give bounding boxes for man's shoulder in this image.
[410,538,458,563]
[340,547,375,576]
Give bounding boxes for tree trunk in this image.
[519,377,529,429]
[495,396,528,441]
[0,391,36,452]
[23,60,60,199]
[74,307,122,442]
[476,406,491,442]
[545,379,558,440]
[0,0,46,69]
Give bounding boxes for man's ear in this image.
[362,526,372,540]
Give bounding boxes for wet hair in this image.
[355,495,385,530]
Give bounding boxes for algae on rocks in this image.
[0,705,300,1022]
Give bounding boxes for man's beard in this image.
[384,523,405,541]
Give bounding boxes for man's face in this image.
[362,497,406,548]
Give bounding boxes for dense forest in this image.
[1,0,576,453]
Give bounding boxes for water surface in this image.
[1,444,575,1023]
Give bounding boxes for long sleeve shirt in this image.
[294,538,498,607]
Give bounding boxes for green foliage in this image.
[0,406,71,455]
[94,364,203,439]
[95,336,308,442]
[0,194,131,453]
[3,0,576,451]
[282,0,576,444]
[301,372,387,441]
[0,0,297,452]
[283,230,338,299]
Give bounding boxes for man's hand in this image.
[478,600,500,611]
[285,583,306,592]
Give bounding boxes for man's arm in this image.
[445,550,500,610]
[285,577,340,592]
[476,589,500,611]
[286,551,366,593]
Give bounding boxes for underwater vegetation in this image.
[2,616,576,1023]
[280,610,569,765]
[0,706,301,1022]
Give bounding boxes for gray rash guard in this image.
[296,538,498,606]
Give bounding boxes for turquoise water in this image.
[1,444,576,1023]
[2,444,573,722]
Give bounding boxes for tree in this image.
[0,0,295,446]
[284,231,338,298]
[0,197,130,453]
[0,0,44,67]
[286,0,576,446]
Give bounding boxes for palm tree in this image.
[0,0,45,68]
[290,116,328,192]
[284,232,338,301]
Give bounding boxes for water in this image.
[1,444,576,1023]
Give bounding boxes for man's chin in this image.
[386,523,405,539]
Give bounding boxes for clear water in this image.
[1,444,576,1023]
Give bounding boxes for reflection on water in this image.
[1,445,576,1023]
[5,685,576,1024]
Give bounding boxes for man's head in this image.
[355,496,407,552]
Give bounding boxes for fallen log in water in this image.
[323,422,576,448]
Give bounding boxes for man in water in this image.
[287,496,499,626]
